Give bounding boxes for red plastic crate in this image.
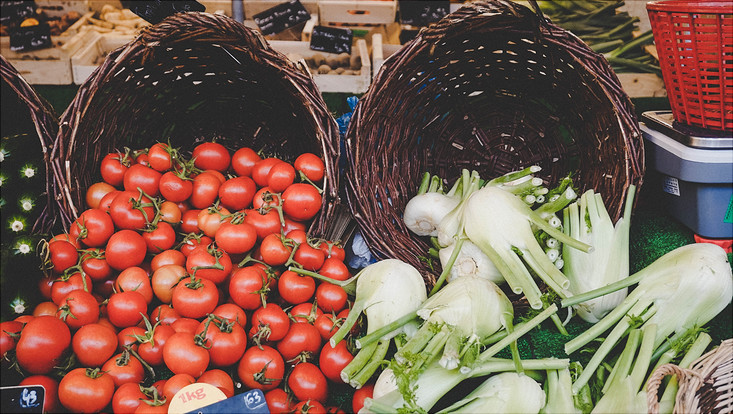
[647,1,733,132]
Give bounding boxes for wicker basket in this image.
[49,12,340,237]
[344,0,644,285]
[1,55,59,234]
[648,338,733,414]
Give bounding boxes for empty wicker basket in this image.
[344,0,644,285]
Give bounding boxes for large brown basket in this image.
[344,0,644,285]
[49,12,340,237]
[1,55,59,234]
[648,338,733,414]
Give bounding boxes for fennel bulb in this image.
[437,372,546,414]
[396,276,513,371]
[463,185,591,309]
[330,259,427,388]
[438,240,503,284]
[564,242,733,394]
[403,172,462,237]
[563,186,635,323]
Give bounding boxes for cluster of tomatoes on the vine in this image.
[0,141,375,413]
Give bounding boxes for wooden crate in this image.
[244,13,319,41]
[269,38,371,93]
[243,0,319,18]
[70,32,134,84]
[370,32,401,79]
[319,0,396,26]
[617,73,667,98]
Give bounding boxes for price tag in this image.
[9,23,52,52]
[0,385,45,413]
[184,389,269,414]
[398,0,449,26]
[0,1,36,25]
[309,25,353,55]
[253,0,310,36]
[168,383,227,414]
[124,0,205,24]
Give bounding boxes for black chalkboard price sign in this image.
[0,385,45,413]
[9,23,52,52]
[399,0,449,26]
[253,0,310,36]
[124,0,205,25]
[310,25,353,55]
[0,1,37,26]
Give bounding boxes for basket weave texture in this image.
[50,12,340,236]
[648,338,733,414]
[344,0,644,285]
[1,55,59,234]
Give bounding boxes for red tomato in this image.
[163,373,195,401]
[231,147,261,177]
[288,362,328,403]
[101,152,131,187]
[151,249,186,270]
[252,186,281,210]
[243,209,282,241]
[108,190,155,230]
[293,243,325,271]
[289,302,323,324]
[282,183,322,222]
[38,275,54,300]
[197,317,247,367]
[115,266,154,304]
[278,270,315,305]
[179,233,212,257]
[185,245,232,285]
[267,162,296,192]
[228,266,268,310]
[318,257,350,281]
[124,163,162,197]
[117,326,145,352]
[80,249,113,281]
[159,200,182,225]
[69,209,114,248]
[315,283,348,314]
[33,301,58,317]
[20,375,59,413]
[51,272,93,305]
[277,322,322,362]
[171,276,219,319]
[326,407,346,414]
[249,303,290,343]
[106,230,147,270]
[57,289,100,329]
[314,313,345,341]
[197,206,230,238]
[251,158,283,188]
[259,233,293,266]
[0,320,23,357]
[294,153,325,183]
[137,323,176,366]
[72,323,118,367]
[180,209,201,234]
[150,303,181,325]
[352,383,375,413]
[86,181,116,209]
[190,171,222,209]
[318,242,346,262]
[107,291,148,328]
[48,239,78,274]
[293,400,326,414]
[238,345,284,391]
[160,171,194,202]
[319,341,354,383]
[163,332,210,378]
[192,142,231,172]
[49,233,81,249]
[98,189,121,213]
[152,264,187,304]
[219,176,257,210]
[265,388,292,414]
[113,382,149,414]
[16,316,71,374]
[215,221,257,255]
[211,303,247,327]
[198,369,235,398]
[102,351,145,387]
[148,142,173,172]
[283,217,307,234]
[59,368,115,413]
[143,221,177,253]
[136,152,149,165]
[287,229,308,245]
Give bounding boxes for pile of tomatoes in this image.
[0,141,374,413]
